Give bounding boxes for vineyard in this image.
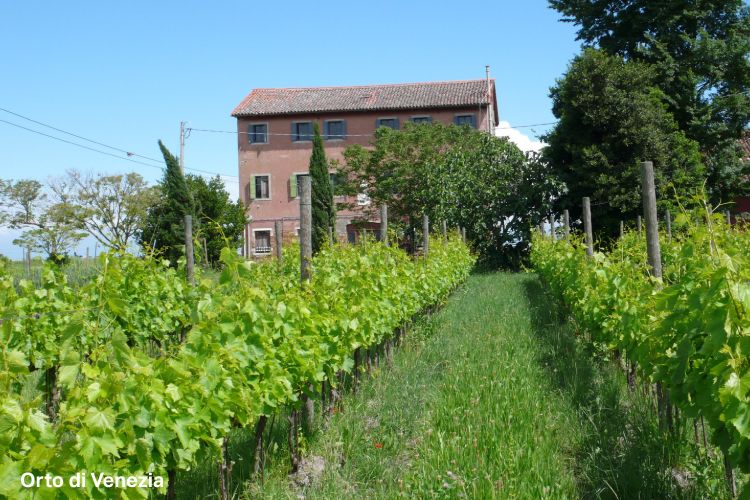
[531,207,750,496]
[0,236,474,498]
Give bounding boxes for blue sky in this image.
[0,0,580,258]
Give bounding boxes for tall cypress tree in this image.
[140,140,195,264]
[310,123,334,254]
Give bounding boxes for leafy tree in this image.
[310,123,334,254]
[185,174,246,265]
[52,170,158,250]
[543,49,705,238]
[342,123,557,266]
[12,217,86,262]
[341,123,474,225]
[548,0,750,199]
[0,179,44,227]
[140,141,195,264]
[0,179,86,259]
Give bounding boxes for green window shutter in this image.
[289,174,298,198]
[249,175,256,200]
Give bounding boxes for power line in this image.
[187,120,559,137]
[0,117,239,182]
[501,121,558,129]
[0,118,169,169]
[0,107,164,165]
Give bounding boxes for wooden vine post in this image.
[550,217,557,241]
[666,211,672,241]
[167,213,196,497]
[563,209,570,240]
[300,178,315,432]
[441,219,448,243]
[184,215,195,285]
[423,214,430,259]
[218,438,230,500]
[619,221,624,239]
[637,215,642,235]
[641,161,663,278]
[256,219,280,472]
[380,204,394,366]
[641,161,672,430]
[582,197,594,258]
[274,220,283,262]
[380,204,388,246]
[252,414,268,477]
[300,176,312,282]
[289,174,313,472]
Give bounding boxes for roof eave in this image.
[232,102,492,119]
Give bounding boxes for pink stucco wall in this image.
[237,105,491,255]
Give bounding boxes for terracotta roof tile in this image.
[231,80,495,118]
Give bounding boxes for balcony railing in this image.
[254,246,272,255]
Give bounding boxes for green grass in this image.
[177,272,731,499]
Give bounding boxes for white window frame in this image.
[253,173,272,200]
[252,228,273,255]
[292,171,309,199]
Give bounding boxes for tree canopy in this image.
[544,49,705,237]
[53,170,157,251]
[140,141,195,264]
[0,179,86,259]
[185,174,246,265]
[549,0,750,199]
[310,123,334,254]
[342,123,558,266]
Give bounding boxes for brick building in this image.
[231,79,498,256]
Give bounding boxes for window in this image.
[250,174,270,200]
[324,120,347,140]
[254,230,271,254]
[248,123,268,144]
[289,173,309,198]
[454,114,476,128]
[292,122,313,141]
[330,172,345,197]
[411,116,432,124]
[376,118,399,130]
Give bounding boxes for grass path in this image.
[249,273,583,498]
[194,272,727,499]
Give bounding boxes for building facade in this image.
[231,79,499,256]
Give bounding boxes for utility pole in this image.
[179,121,186,174]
